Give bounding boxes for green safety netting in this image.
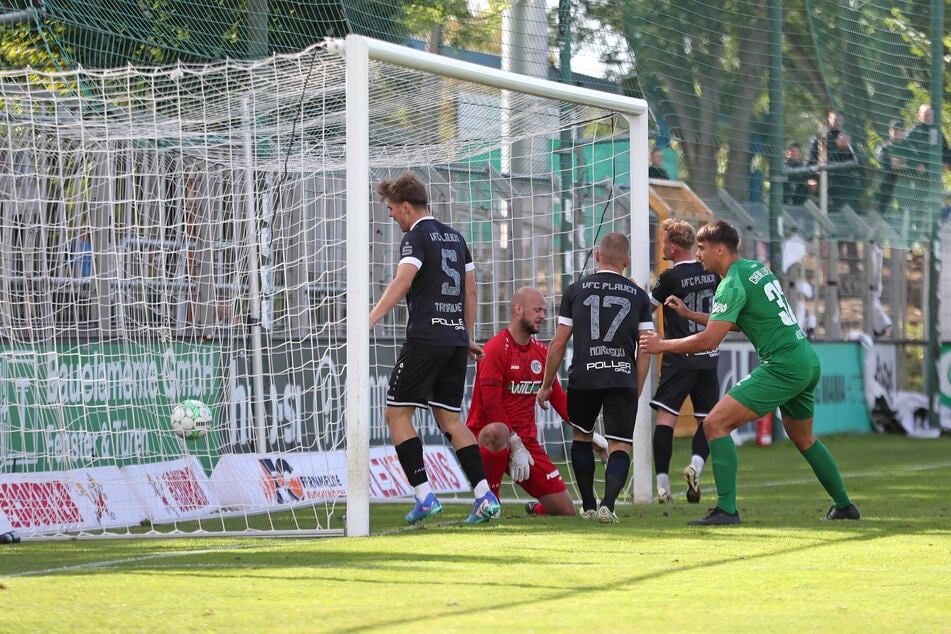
[0,0,947,246]
[601,0,947,245]
[1,1,404,67]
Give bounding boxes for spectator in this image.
[875,119,914,217]
[783,141,810,205]
[649,146,671,180]
[808,109,859,211]
[906,103,951,178]
[69,232,93,278]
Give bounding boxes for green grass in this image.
[2,434,950,633]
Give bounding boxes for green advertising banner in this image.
[811,342,869,434]
[0,342,221,474]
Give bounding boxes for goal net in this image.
[0,34,650,540]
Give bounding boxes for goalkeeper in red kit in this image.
[466,286,607,516]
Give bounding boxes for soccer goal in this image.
[0,34,650,540]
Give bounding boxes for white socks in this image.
[414,482,434,501]
[691,455,705,475]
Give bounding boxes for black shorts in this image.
[386,341,469,411]
[650,367,720,418]
[566,386,637,443]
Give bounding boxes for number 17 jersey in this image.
[558,270,654,390]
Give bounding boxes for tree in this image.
[567,0,949,207]
[575,0,771,200]
[399,0,504,55]
[4,0,407,69]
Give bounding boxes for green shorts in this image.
[728,342,820,420]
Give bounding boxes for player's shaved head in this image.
[597,232,630,269]
[509,285,547,338]
[511,285,544,312]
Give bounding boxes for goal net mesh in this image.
[0,41,641,538]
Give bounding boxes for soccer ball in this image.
[170,399,212,440]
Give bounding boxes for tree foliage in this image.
[400,0,504,54]
[570,0,949,202]
[0,0,947,203]
[572,0,774,199]
[2,0,407,68]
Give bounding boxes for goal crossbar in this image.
[339,34,653,537]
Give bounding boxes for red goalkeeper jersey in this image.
[466,328,569,439]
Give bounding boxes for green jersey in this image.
[709,258,808,362]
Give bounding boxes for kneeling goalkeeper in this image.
[467,286,606,516]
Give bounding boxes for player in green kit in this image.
[639,219,860,525]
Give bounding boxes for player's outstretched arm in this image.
[640,319,732,355]
[538,324,571,410]
[635,331,653,396]
[664,295,708,326]
[665,296,740,333]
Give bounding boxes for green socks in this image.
[801,439,852,508]
[708,435,852,515]
[708,435,738,514]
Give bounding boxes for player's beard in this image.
[521,315,541,336]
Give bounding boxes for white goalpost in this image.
[338,35,652,537]
[0,34,651,541]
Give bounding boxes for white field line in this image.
[5,460,949,578]
[741,460,951,489]
[2,541,295,579]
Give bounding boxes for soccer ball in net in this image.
[170,399,212,440]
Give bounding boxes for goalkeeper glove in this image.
[592,432,609,465]
[508,433,534,482]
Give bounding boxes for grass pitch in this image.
[1,433,949,633]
